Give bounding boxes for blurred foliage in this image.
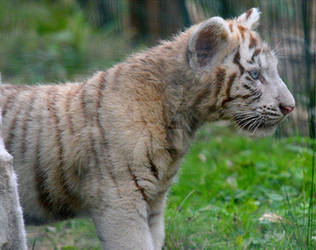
[0,0,314,135]
[0,0,131,84]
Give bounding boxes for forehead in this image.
[228,21,277,69]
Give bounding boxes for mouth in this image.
[232,114,280,137]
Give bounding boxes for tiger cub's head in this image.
[187,8,295,136]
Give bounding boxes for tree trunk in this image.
[129,0,190,43]
[0,108,27,250]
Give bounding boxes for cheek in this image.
[260,84,275,101]
[231,79,250,96]
[256,82,264,94]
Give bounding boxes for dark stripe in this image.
[6,93,23,152]
[193,87,212,108]
[229,22,233,32]
[222,72,237,106]
[74,83,84,98]
[229,94,252,102]
[238,25,247,40]
[165,125,179,160]
[249,93,262,103]
[80,79,110,203]
[65,89,74,135]
[192,68,226,109]
[80,82,89,122]
[246,9,253,19]
[249,33,258,49]
[47,87,79,217]
[233,49,245,75]
[166,146,177,159]
[260,75,267,84]
[33,103,52,212]
[146,149,159,180]
[67,83,85,134]
[242,94,251,99]
[127,163,149,202]
[215,67,226,90]
[47,87,64,171]
[21,90,36,158]
[188,115,199,136]
[214,67,227,102]
[90,130,100,174]
[212,84,221,100]
[207,105,217,114]
[80,81,88,124]
[81,79,105,194]
[150,212,161,218]
[2,91,18,117]
[226,73,237,97]
[96,73,122,197]
[112,65,122,91]
[192,82,210,109]
[245,76,253,81]
[243,84,251,90]
[80,82,97,171]
[251,49,261,62]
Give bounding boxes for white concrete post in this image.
[0,107,27,250]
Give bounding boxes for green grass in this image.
[1,1,313,249]
[165,125,315,249]
[26,124,315,249]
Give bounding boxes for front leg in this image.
[149,193,167,250]
[90,200,155,250]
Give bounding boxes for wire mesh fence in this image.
[0,0,314,137]
[237,0,316,137]
[231,0,315,137]
[0,1,315,247]
[70,0,316,137]
[126,0,316,137]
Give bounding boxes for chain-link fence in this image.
[184,0,315,137]
[102,0,315,136]
[197,0,316,137]
[0,0,314,137]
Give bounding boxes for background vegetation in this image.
[0,0,315,249]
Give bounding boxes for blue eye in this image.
[249,70,260,80]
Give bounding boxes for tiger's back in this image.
[0,8,296,249]
[0,63,171,226]
[0,73,110,223]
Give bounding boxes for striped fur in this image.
[0,8,294,249]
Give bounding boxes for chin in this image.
[239,125,277,138]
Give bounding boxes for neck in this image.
[150,35,221,136]
[136,35,214,158]
[119,32,222,156]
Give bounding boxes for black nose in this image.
[279,104,294,115]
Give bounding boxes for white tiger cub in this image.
[0,8,294,249]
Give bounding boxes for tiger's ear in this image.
[188,17,230,71]
[237,8,261,30]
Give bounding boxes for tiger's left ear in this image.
[188,16,231,71]
[237,8,261,30]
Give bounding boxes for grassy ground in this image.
[1,1,314,249]
[26,124,315,249]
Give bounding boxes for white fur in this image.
[237,8,261,29]
[0,8,295,250]
[188,16,232,72]
[0,148,27,250]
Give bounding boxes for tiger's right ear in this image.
[188,17,230,72]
